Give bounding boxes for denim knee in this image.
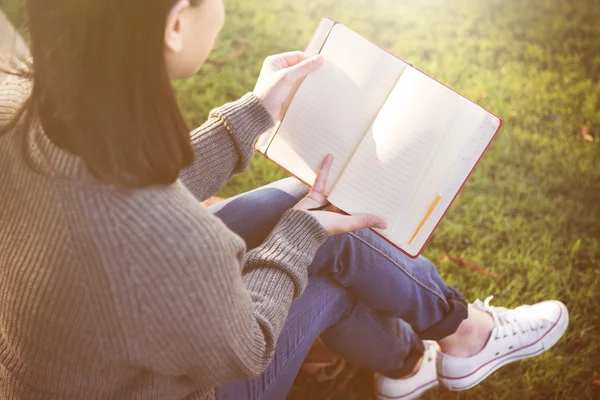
[311,229,469,341]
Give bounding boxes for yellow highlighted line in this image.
[408,195,441,245]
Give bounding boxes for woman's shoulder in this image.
[80,181,244,258]
[0,74,31,127]
[0,74,31,101]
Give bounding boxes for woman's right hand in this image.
[253,51,324,121]
[293,155,388,236]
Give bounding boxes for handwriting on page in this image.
[267,24,408,194]
[331,67,461,226]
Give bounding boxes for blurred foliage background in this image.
[2,0,599,398]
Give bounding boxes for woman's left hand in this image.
[253,51,324,121]
[294,154,388,236]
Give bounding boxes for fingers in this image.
[283,54,325,81]
[340,213,388,233]
[312,154,333,194]
[275,51,310,66]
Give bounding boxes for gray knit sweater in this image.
[0,76,328,400]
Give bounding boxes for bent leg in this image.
[313,231,468,339]
[215,276,353,400]
[208,177,308,249]
[209,177,467,340]
[215,275,420,400]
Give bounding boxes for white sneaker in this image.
[374,341,439,400]
[438,296,569,391]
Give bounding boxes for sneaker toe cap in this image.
[534,300,568,324]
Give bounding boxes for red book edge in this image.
[257,17,504,258]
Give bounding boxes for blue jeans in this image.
[211,178,468,400]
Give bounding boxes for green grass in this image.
[4,0,600,398]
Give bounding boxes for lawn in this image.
[3,0,599,398]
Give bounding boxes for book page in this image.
[265,24,408,193]
[401,111,500,256]
[329,66,491,244]
[256,18,336,154]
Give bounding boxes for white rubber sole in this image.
[439,301,569,391]
[375,379,438,400]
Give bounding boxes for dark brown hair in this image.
[5,0,200,186]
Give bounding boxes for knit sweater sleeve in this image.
[116,191,327,387]
[179,94,274,202]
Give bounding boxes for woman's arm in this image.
[114,188,327,386]
[0,10,30,84]
[179,93,274,202]
[105,156,384,388]
[179,52,325,202]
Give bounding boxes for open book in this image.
[256,18,503,257]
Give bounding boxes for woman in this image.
[0,0,568,399]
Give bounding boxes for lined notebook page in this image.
[391,88,490,244]
[401,111,500,255]
[266,24,408,194]
[328,67,464,240]
[256,18,336,154]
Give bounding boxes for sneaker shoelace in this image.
[475,296,545,340]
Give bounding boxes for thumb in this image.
[342,213,388,233]
[283,54,325,81]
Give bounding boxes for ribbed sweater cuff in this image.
[208,93,275,154]
[245,209,328,299]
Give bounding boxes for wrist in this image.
[245,208,328,299]
[252,90,277,121]
[210,93,275,143]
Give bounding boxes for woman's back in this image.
[0,77,239,400]
[0,77,98,399]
